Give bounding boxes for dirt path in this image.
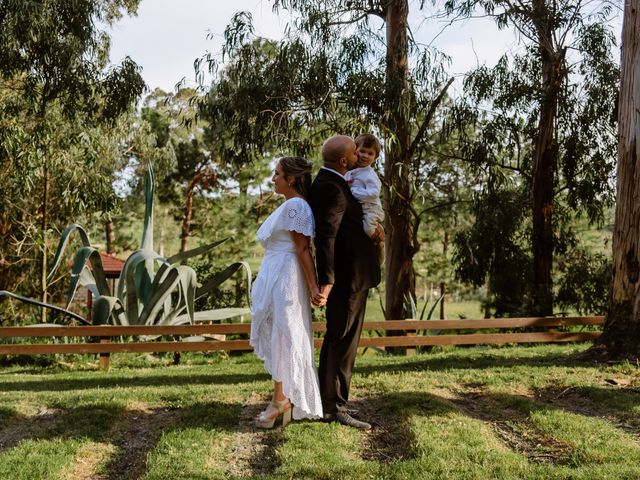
[0,406,64,452]
[226,394,283,478]
[357,398,416,463]
[534,385,640,440]
[438,386,573,465]
[96,407,178,480]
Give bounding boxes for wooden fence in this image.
[0,316,604,369]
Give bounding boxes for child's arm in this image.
[350,169,381,203]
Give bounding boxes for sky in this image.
[108,0,289,92]
[106,0,549,96]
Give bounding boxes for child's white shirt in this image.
[345,166,384,237]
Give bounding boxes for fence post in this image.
[406,329,416,356]
[99,337,111,370]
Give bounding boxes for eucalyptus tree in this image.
[0,0,146,320]
[209,2,456,321]
[135,88,219,254]
[446,0,619,315]
[591,0,640,359]
[198,38,281,198]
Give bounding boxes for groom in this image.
[310,135,382,429]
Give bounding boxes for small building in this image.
[71,252,125,321]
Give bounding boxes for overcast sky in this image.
[107,1,622,95]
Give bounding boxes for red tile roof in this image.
[100,253,125,277]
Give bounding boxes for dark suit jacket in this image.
[310,168,381,293]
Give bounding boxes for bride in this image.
[250,156,325,428]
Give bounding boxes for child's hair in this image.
[355,133,381,157]
[279,156,313,199]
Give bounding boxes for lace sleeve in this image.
[256,198,315,245]
[277,198,315,237]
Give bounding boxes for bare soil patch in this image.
[441,387,573,464]
[96,407,178,480]
[226,393,283,478]
[61,442,116,480]
[356,398,416,463]
[535,385,640,440]
[0,406,63,452]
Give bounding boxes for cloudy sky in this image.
[107,1,622,94]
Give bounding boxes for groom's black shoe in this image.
[323,412,371,430]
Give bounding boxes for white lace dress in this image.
[250,197,323,420]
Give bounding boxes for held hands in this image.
[311,290,326,307]
[311,284,332,308]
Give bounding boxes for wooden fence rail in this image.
[0,316,604,369]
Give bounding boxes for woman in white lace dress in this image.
[250,157,325,428]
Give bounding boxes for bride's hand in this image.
[311,287,326,307]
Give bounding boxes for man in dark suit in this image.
[310,135,382,429]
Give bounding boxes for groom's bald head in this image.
[322,135,357,172]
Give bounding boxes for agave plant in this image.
[1,163,251,326]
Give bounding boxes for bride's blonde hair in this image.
[279,157,313,199]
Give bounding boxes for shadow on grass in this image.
[102,401,247,480]
[0,348,602,394]
[356,347,600,377]
[532,384,640,435]
[0,400,284,479]
[7,387,636,477]
[449,384,640,466]
[0,403,126,452]
[0,371,271,392]
[333,391,459,464]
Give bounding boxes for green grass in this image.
[1,344,639,479]
[364,292,484,322]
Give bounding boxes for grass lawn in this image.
[1,344,639,479]
[364,293,484,322]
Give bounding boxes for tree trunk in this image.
[383,0,416,324]
[180,174,200,254]
[39,155,49,323]
[440,231,448,319]
[592,0,640,359]
[105,219,116,255]
[531,0,562,316]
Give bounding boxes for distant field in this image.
[364,292,483,322]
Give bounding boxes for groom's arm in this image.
[313,181,346,287]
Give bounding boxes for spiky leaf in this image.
[48,224,92,281]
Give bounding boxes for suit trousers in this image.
[319,288,369,414]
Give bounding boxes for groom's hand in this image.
[311,284,332,308]
[312,294,326,307]
[311,285,327,307]
[371,224,385,243]
[319,284,333,299]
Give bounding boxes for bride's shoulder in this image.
[284,196,311,210]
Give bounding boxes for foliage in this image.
[0,0,144,121]
[0,0,147,321]
[556,250,611,316]
[453,185,533,316]
[0,96,135,294]
[200,2,472,321]
[0,164,251,325]
[447,0,619,315]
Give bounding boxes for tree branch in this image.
[418,199,472,217]
[406,76,454,160]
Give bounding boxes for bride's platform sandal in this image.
[255,398,292,429]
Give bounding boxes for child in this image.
[345,133,385,264]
